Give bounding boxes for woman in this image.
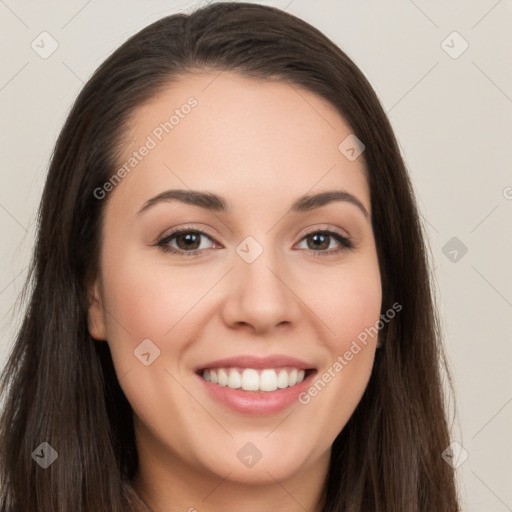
[0,2,460,511]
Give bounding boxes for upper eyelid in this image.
[158,225,351,248]
[300,224,350,239]
[158,226,217,245]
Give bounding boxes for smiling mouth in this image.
[197,367,316,392]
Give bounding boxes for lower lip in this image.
[197,371,316,415]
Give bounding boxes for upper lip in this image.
[195,354,316,372]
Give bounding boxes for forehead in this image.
[110,70,370,217]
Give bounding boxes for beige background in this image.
[1,0,511,509]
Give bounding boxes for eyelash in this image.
[154,226,354,258]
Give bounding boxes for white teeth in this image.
[201,367,309,392]
[259,369,278,391]
[241,369,259,391]
[227,368,242,389]
[218,368,228,387]
[277,369,288,389]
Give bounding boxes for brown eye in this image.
[296,230,354,255]
[174,232,202,251]
[306,232,330,250]
[156,229,216,256]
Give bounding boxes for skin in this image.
[88,71,382,512]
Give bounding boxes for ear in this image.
[87,279,107,341]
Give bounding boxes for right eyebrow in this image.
[137,189,229,216]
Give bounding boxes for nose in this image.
[220,244,303,335]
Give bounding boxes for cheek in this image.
[336,277,382,343]
[297,273,381,450]
[309,257,382,349]
[100,248,208,343]
[97,250,207,434]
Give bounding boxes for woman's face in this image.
[88,71,382,487]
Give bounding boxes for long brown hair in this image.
[0,2,460,510]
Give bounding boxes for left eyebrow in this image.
[136,188,369,219]
[289,190,369,219]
